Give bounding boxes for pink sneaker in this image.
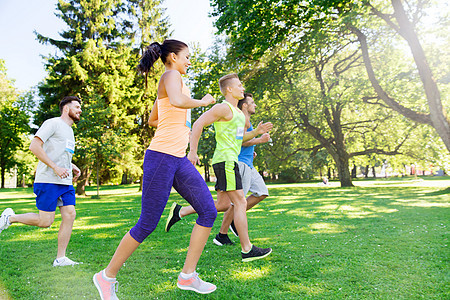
[93,270,119,300]
[177,272,216,294]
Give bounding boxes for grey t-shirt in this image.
[34,117,75,185]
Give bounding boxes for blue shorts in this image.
[33,183,76,212]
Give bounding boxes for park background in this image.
[0,0,449,299]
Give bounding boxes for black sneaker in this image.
[165,202,182,232]
[241,245,272,262]
[229,220,239,237]
[213,233,234,246]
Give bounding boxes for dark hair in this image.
[238,93,253,110]
[138,39,188,86]
[59,96,81,113]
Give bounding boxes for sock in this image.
[180,272,194,279]
[178,210,182,219]
[242,245,253,254]
[102,269,116,281]
[218,233,228,238]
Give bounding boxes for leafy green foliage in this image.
[0,60,32,188]
[33,0,169,192]
[209,0,449,186]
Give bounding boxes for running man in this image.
[0,96,82,266]
[213,93,271,246]
[166,74,273,262]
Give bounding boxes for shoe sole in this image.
[242,248,273,262]
[177,282,217,294]
[229,224,239,237]
[93,274,106,300]
[53,262,79,267]
[213,238,224,246]
[0,208,14,232]
[165,202,177,232]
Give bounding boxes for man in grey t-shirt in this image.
[0,96,82,267]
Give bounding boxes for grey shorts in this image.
[238,161,269,197]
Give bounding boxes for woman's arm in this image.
[163,70,215,109]
[148,100,158,128]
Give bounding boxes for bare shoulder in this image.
[161,70,182,84]
[159,70,182,98]
[209,102,233,121]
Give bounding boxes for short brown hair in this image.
[218,73,239,95]
[238,93,253,110]
[59,96,81,113]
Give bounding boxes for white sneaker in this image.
[0,208,14,233]
[53,256,81,267]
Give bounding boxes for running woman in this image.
[166,74,273,262]
[93,39,217,299]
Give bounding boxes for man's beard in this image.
[69,110,80,122]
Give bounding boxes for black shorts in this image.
[213,161,243,191]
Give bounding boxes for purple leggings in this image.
[130,150,217,243]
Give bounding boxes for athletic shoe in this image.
[0,208,14,234]
[93,270,119,300]
[213,233,234,246]
[165,202,182,232]
[229,220,239,237]
[242,245,272,262]
[177,272,216,294]
[53,256,80,266]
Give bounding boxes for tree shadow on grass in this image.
[1,184,448,299]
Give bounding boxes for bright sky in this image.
[0,0,215,91]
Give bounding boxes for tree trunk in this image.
[204,163,210,182]
[365,165,369,178]
[334,155,353,187]
[1,166,4,188]
[21,174,26,187]
[76,166,91,195]
[372,166,376,178]
[121,173,127,185]
[96,161,100,197]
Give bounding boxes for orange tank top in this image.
[148,82,192,157]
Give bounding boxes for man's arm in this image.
[243,121,273,142]
[242,133,271,147]
[187,103,231,165]
[29,137,69,179]
[72,163,81,181]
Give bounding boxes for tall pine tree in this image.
[34,0,169,194]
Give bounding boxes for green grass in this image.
[0,178,449,299]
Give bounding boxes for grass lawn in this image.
[0,177,448,299]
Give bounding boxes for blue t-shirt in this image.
[238,123,255,168]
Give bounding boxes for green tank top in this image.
[212,101,246,164]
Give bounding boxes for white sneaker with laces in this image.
[53,256,81,267]
[0,208,14,233]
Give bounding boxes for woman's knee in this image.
[197,205,217,227]
[130,224,156,243]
